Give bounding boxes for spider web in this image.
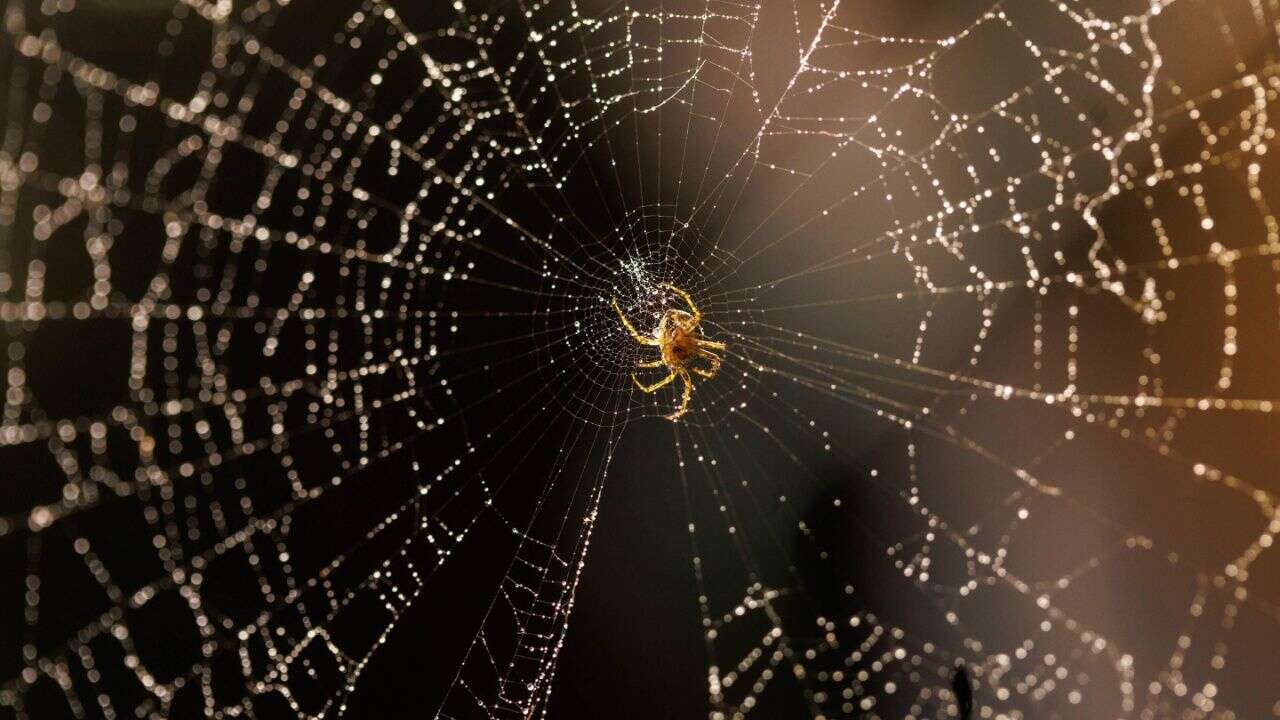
[2,0,1280,718]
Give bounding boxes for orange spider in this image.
[612,284,726,421]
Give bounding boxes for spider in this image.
[612,284,726,421]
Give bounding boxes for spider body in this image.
[658,311,699,365]
[613,284,725,421]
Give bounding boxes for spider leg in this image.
[636,359,664,368]
[691,353,720,379]
[665,369,693,421]
[632,371,676,393]
[695,338,726,351]
[612,297,660,346]
[697,348,722,369]
[662,284,701,325]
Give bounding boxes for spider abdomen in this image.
[663,330,698,366]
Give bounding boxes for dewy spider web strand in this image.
[1,0,1280,718]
